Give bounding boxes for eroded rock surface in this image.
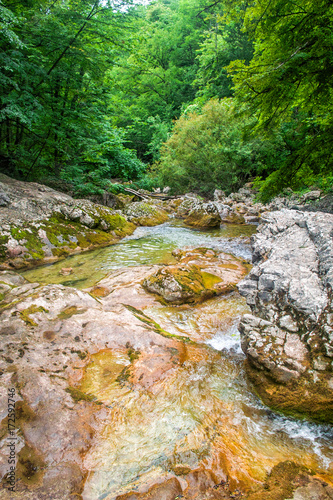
[0,175,135,270]
[0,267,187,498]
[238,209,333,422]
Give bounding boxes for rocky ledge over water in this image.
[238,209,333,423]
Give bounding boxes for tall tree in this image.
[227,0,333,197]
[0,0,145,189]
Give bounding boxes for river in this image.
[22,220,333,499]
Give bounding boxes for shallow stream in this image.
[23,220,333,498]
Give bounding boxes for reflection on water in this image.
[22,221,255,289]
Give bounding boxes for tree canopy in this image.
[0,0,332,198]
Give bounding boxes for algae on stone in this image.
[124,201,169,226]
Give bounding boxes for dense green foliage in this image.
[0,0,145,193]
[0,0,332,198]
[227,0,333,199]
[156,99,283,195]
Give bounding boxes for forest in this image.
[0,0,332,200]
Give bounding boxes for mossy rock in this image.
[0,211,135,270]
[142,264,225,304]
[124,202,169,226]
[245,360,333,424]
[221,211,245,224]
[20,305,49,327]
[184,204,221,228]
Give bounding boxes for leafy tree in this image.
[227,0,333,198]
[194,11,253,101]
[0,0,145,191]
[155,98,281,196]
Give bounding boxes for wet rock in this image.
[116,478,183,500]
[143,248,248,304]
[123,201,169,226]
[221,210,245,224]
[246,461,333,500]
[0,270,186,498]
[184,202,221,228]
[238,209,333,423]
[0,174,135,270]
[59,267,73,276]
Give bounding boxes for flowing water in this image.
[23,220,333,498]
[22,220,255,289]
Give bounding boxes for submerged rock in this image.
[0,268,184,497]
[247,461,333,500]
[238,209,333,423]
[0,174,135,270]
[143,247,248,304]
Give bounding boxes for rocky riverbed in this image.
[1,176,333,499]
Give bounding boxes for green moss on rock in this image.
[142,264,226,304]
[20,305,49,327]
[57,305,86,320]
[0,208,135,270]
[245,360,333,424]
[124,202,169,226]
[65,387,99,403]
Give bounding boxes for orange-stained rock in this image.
[142,248,248,304]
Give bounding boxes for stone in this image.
[301,190,322,202]
[59,267,73,276]
[123,201,169,226]
[0,191,10,206]
[213,189,225,201]
[0,174,136,270]
[0,269,188,498]
[238,209,333,423]
[220,210,245,224]
[246,461,332,500]
[184,202,221,228]
[143,248,247,304]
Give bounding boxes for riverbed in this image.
[22,220,333,498]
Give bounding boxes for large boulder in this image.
[176,194,201,218]
[184,202,221,228]
[123,201,169,226]
[238,209,333,423]
[142,247,248,304]
[0,175,135,270]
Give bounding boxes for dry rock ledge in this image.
[238,209,333,423]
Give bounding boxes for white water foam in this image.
[206,323,244,354]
